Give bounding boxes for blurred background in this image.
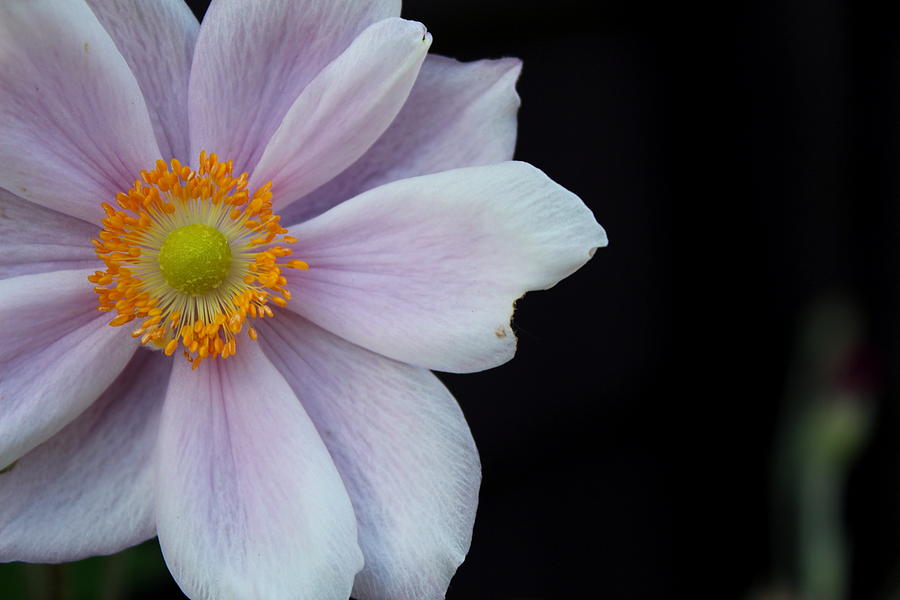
[708,2,899,599]
[5,0,900,598]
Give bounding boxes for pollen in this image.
[88,152,308,368]
[159,224,232,295]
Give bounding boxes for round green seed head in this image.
[158,224,232,296]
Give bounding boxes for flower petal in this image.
[156,342,363,600]
[0,189,97,281]
[258,313,480,600]
[251,18,432,210]
[0,270,137,469]
[282,54,522,226]
[284,162,607,373]
[188,0,400,174]
[0,349,170,562]
[86,0,199,162]
[0,0,161,223]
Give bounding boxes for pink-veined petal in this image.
[0,349,170,562]
[189,0,400,174]
[251,18,431,210]
[284,162,607,373]
[0,270,136,469]
[258,313,480,600]
[156,342,363,600]
[282,54,522,226]
[0,0,161,223]
[86,0,199,162]
[0,189,97,281]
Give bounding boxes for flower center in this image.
[89,153,309,369]
[158,224,232,295]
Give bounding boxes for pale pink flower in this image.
[0,0,606,598]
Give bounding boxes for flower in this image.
[0,0,607,599]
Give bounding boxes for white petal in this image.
[0,349,170,562]
[0,0,161,222]
[251,18,431,210]
[156,342,363,600]
[0,270,137,468]
[258,314,480,600]
[284,162,607,373]
[0,189,97,281]
[282,54,522,225]
[86,0,199,162]
[189,0,400,174]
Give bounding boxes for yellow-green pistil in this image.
[158,223,232,295]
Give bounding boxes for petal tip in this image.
[503,56,524,77]
[590,225,610,255]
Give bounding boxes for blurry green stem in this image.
[795,400,867,600]
[772,297,872,600]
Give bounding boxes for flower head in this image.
[0,1,607,599]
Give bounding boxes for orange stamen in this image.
[89,152,306,366]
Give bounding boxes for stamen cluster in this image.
[88,152,308,368]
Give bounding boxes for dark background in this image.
[703,0,899,597]
[703,1,900,599]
